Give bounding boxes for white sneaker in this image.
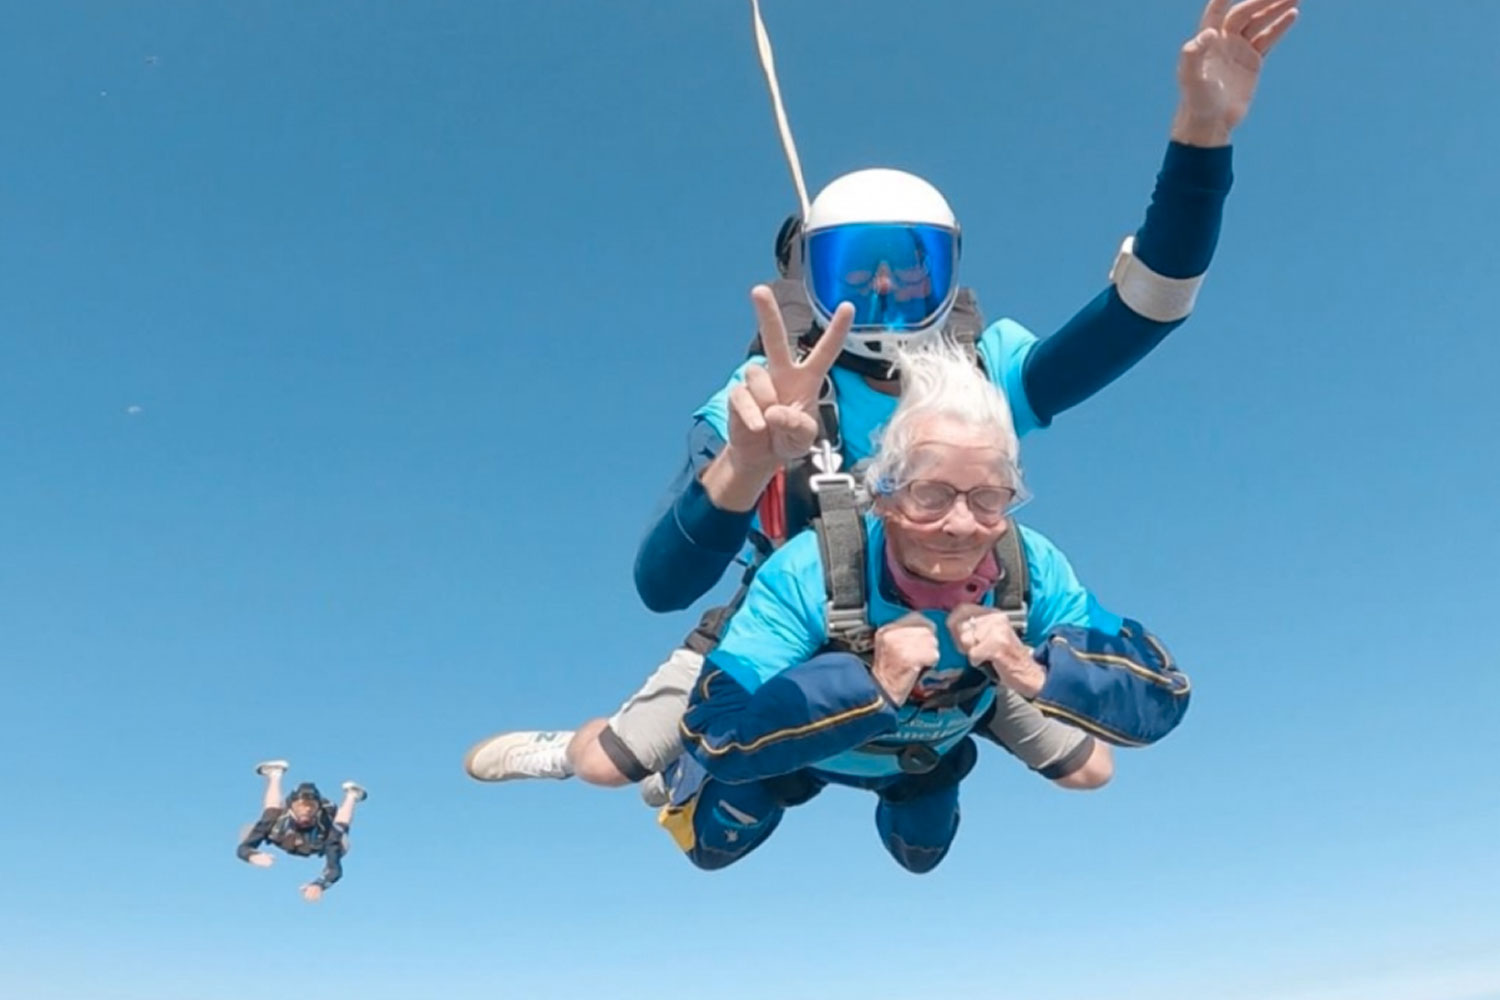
[341,781,368,802]
[463,730,575,782]
[255,759,290,777]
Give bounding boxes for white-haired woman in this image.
[660,340,1190,873]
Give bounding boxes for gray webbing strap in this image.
[809,444,872,654]
[945,287,983,364]
[989,518,1030,640]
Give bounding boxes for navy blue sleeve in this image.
[633,421,758,612]
[1022,142,1235,423]
[1031,617,1192,747]
[312,836,344,890]
[236,809,278,861]
[681,652,900,784]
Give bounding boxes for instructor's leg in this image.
[577,646,704,787]
[463,648,703,788]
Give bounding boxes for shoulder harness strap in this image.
[776,374,839,544]
[945,286,987,373]
[990,518,1030,640]
[682,551,765,655]
[807,444,873,654]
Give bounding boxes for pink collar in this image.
[883,545,1000,612]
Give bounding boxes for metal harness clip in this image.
[826,606,875,654]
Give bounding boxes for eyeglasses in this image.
[891,478,1028,525]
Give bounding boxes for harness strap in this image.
[945,287,984,365]
[812,512,1028,659]
[810,461,872,654]
[806,502,1033,771]
[990,520,1031,638]
[777,372,841,547]
[682,544,770,655]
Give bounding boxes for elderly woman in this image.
[659,340,1190,873]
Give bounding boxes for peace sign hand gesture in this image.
[725,285,854,470]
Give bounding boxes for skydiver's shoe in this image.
[255,759,290,777]
[638,771,670,808]
[340,781,368,803]
[463,730,575,782]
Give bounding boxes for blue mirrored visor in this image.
[805,223,957,331]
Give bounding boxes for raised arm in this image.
[633,289,851,611]
[1021,0,1299,423]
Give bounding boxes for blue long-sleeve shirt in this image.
[635,141,1233,613]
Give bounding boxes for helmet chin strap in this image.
[749,0,810,221]
[836,349,900,382]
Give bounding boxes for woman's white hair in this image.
[863,335,1022,498]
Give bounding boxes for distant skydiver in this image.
[236,760,367,902]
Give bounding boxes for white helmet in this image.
[802,168,962,363]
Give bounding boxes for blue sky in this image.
[2,1,1497,998]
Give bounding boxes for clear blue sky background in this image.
[2,2,1497,998]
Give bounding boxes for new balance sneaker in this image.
[463,730,575,782]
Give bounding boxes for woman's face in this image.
[878,415,1018,582]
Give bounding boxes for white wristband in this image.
[1108,236,1204,323]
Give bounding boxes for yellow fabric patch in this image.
[658,796,698,853]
